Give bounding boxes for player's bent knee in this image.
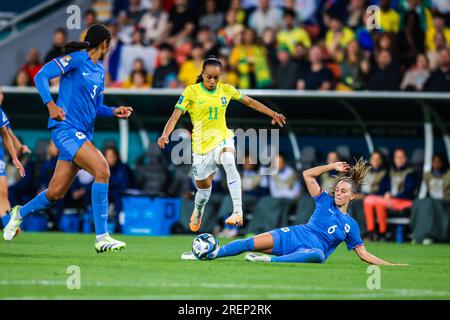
[46,188,65,201]
[220,151,235,167]
[95,163,110,182]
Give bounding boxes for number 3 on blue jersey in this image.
[90,85,98,99]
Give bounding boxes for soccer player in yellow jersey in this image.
[157,56,286,232]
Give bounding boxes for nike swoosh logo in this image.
[229,180,237,185]
[329,209,336,214]
[198,101,206,104]
[82,72,90,76]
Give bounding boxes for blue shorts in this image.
[51,125,89,162]
[270,225,322,256]
[0,147,5,177]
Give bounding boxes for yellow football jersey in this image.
[175,82,244,155]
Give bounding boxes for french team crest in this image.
[344,224,351,233]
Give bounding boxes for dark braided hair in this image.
[60,24,111,55]
[195,55,223,83]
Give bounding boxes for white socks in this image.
[194,186,212,214]
[220,151,243,216]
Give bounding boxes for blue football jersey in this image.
[302,190,364,260]
[0,106,9,129]
[49,50,107,138]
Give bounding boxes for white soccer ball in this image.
[192,233,219,260]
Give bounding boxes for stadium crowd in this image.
[3,0,450,243]
[12,0,450,92]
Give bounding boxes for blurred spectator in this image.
[421,154,450,199]
[423,48,450,92]
[217,9,245,48]
[122,58,152,88]
[379,0,401,33]
[166,0,196,46]
[338,40,367,90]
[130,28,146,46]
[44,28,68,63]
[13,70,31,87]
[325,15,355,62]
[431,1,450,25]
[346,0,366,30]
[248,0,284,36]
[139,0,169,45]
[425,12,450,51]
[218,54,238,87]
[366,50,401,90]
[20,48,43,86]
[427,31,448,71]
[229,28,272,88]
[199,0,225,33]
[136,143,168,195]
[291,43,311,78]
[153,43,180,88]
[397,10,425,68]
[276,9,311,55]
[268,154,300,199]
[355,9,380,52]
[319,151,343,193]
[363,148,418,241]
[374,32,400,65]
[178,43,205,87]
[273,46,299,89]
[128,70,151,89]
[79,9,98,41]
[37,141,58,193]
[261,27,278,69]
[229,0,247,24]
[117,10,134,45]
[129,0,146,24]
[362,150,390,240]
[297,46,334,90]
[104,145,130,230]
[400,53,430,91]
[196,26,220,57]
[284,0,318,23]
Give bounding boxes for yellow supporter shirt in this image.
[175,82,244,155]
[325,27,355,51]
[277,27,312,54]
[178,60,203,87]
[380,9,400,33]
[426,27,450,51]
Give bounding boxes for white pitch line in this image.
[1,279,450,298]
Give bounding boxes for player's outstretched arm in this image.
[354,245,409,266]
[240,96,286,128]
[302,162,350,197]
[0,126,25,177]
[157,108,183,149]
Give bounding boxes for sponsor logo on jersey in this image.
[75,132,86,140]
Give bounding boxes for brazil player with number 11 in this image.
[3,24,133,253]
[158,56,286,237]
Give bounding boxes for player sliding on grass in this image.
[3,24,133,253]
[184,159,408,265]
[158,56,286,232]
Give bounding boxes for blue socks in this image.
[20,190,53,218]
[217,238,254,258]
[1,214,10,227]
[271,248,325,263]
[91,182,109,236]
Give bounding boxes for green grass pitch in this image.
[1,232,450,300]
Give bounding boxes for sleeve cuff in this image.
[175,105,185,112]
